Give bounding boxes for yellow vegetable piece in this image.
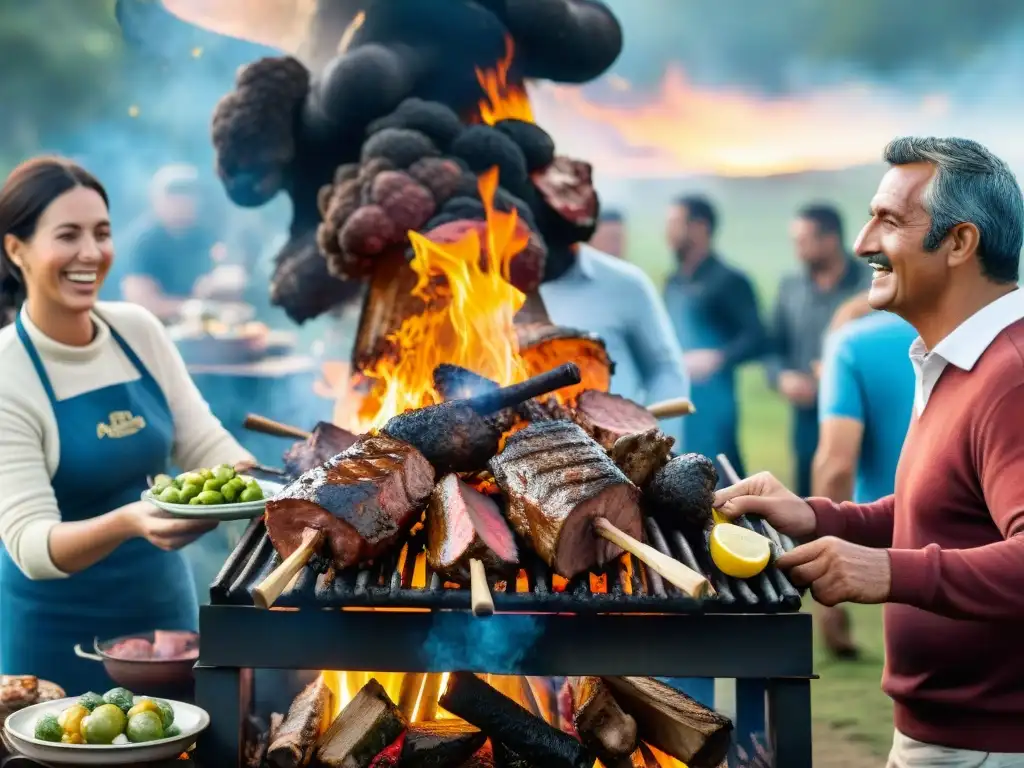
[709,523,771,579]
[58,704,89,735]
[61,732,84,744]
[127,699,161,719]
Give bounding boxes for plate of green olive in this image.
[142,465,283,520]
[4,692,209,765]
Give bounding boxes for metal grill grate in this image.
[210,512,802,613]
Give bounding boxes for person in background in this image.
[119,164,223,321]
[0,157,253,691]
[663,195,766,478]
[540,242,690,447]
[589,209,625,258]
[767,204,871,496]
[717,137,1024,766]
[812,290,917,659]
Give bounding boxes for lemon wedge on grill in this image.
[710,523,772,579]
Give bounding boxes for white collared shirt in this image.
[908,288,1024,414]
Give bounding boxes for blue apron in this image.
[664,279,745,479]
[0,313,198,692]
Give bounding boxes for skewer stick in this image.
[593,517,713,598]
[243,413,311,440]
[469,558,495,617]
[646,397,696,419]
[252,527,323,609]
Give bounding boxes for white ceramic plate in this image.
[4,697,209,765]
[142,478,283,521]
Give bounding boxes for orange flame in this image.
[477,35,535,125]
[353,167,531,431]
[530,65,956,178]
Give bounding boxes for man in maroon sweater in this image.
[717,137,1024,767]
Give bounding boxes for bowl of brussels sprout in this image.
[143,464,283,520]
[4,689,209,764]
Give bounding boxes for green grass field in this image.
[617,163,894,756]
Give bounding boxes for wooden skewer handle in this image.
[469,558,495,617]
[252,528,323,609]
[647,397,696,419]
[243,413,311,440]
[594,517,714,599]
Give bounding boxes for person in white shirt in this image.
[0,157,253,691]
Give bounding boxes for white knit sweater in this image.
[0,302,252,580]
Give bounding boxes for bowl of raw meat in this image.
[72,631,199,691]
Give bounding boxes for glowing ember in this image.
[353,167,531,431]
[477,35,535,125]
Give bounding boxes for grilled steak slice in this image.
[574,390,659,450]
[265,435,434,569]
[608,428,675,487]
[645,453,718,530]
[426,473,519,582]
[489,420,641,578]
[283,422,359,476]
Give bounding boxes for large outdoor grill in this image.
[194,510,813,767]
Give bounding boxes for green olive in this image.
[158,487,183,504]
[197,468,215,481]
[180,472,205,488]
[202,477,225,492]
[239,484,264,503]
[82,704,127,744]
[178,482,201,502]
[214,465,236,483]
[196,490,225,505]
[151,474,174,493]
[221,481,241,502]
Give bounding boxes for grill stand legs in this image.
[767,677,813,768]
[194,664,250,768]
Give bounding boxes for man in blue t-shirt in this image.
[812,307,917,657]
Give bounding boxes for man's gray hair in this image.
[884,136,1022,283]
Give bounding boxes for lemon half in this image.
[709,523,771,579]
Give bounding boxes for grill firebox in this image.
[195,513,814,767]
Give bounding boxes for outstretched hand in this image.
[712,471,818,539]
[777,537,892,606]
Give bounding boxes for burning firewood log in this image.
[439,672,591,768]
[401,721,487,768]
[315,678,408,768]
[490,421,712,597]
[567,677,638,768]
[381,363,581,473]
[255,434,435,608]
[266,676,333,768]
[459,741,497,768]
[602,676,733,768]
[645,454,720,531]
[608,429,675,488]
[426,474,519,616]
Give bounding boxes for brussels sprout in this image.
[34,714,62,742]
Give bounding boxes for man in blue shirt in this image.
[812,303,917,657]
[663,196,766,479]
[539,243,690,446]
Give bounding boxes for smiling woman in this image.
[0,156,254,692]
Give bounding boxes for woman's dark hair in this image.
[0,157,108,321]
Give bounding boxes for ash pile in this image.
[208,0,624,324]
[248,672,735,768]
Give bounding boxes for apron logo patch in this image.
[97,410,147,439]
